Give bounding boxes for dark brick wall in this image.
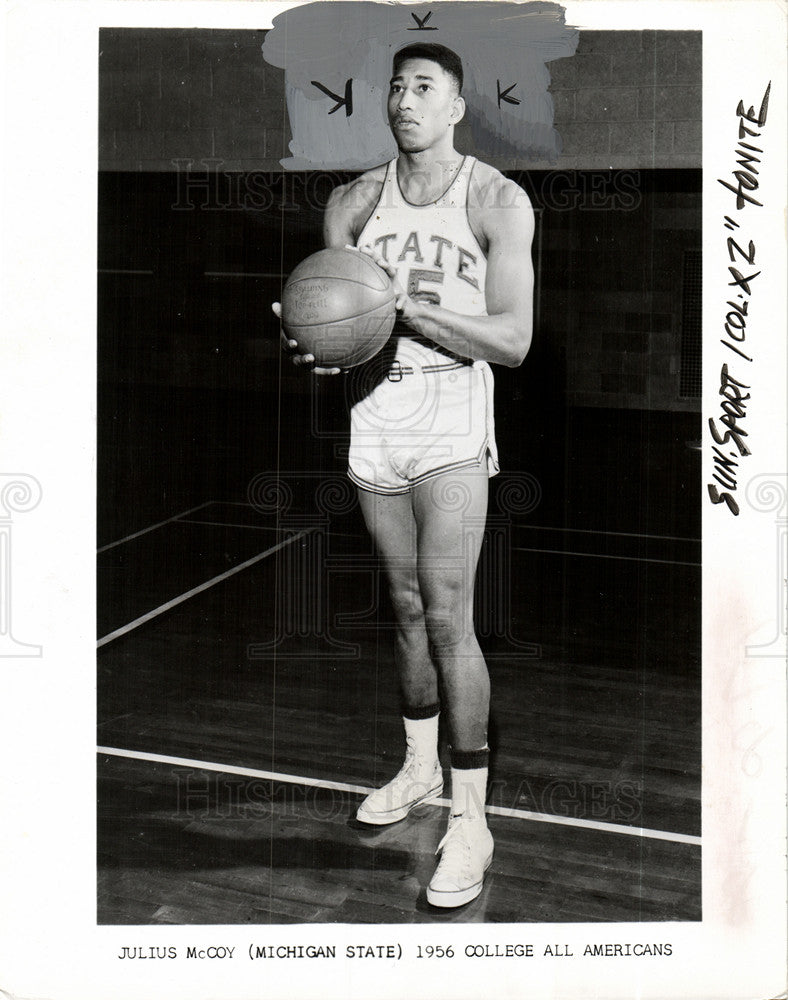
[99,28,701,172]
[548,31,701,169]
[98,28,702,413]
[99,29,290,172]
[526,172,701,411]
[98,169,700,413]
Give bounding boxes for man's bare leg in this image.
[356,487,437,706]
[354,487,443,825]
[411,467,495,907]
[411,468,489,751]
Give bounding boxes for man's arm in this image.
[365,175,534,367]
[324,170,385,248]
[323,181,358,248]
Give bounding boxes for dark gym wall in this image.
[98,169,701,412]
[97,27,702,548]
[98,28,702,415]
[98,28,701,172]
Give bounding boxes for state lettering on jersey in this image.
[397,231,424,263]
[374,230,480,290]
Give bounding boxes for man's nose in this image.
[396,87,414,110]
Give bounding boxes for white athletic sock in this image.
[403,714,440,772]
[450,765,489,823]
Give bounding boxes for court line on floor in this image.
[97,530,308,648]
[98,501,216,553]
[515,525,700,543]
[98,268,154,275]
[178,518,362,541]
[223,501,700,544]
[512,547,700,567]
[96,746,702,847]
[176,518,288,532]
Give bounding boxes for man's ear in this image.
[450,95,466,124]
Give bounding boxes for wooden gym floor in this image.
[97,491,701,925]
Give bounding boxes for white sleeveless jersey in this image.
[356,155,487,369]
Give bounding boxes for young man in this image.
[277,42,534,908]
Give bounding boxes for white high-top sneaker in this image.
[427,761,493,907]
[356,717,443,825]
[426,813,494,907]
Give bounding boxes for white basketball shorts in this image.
[347,358,499,495]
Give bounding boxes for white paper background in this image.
[0,2,785,998]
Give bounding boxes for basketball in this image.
[281,248,396,368]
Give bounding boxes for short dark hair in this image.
[392,43,463,94]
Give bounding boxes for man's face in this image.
[387,57,462,152]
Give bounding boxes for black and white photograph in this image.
[96,7,704,924]
[1,1,786,998]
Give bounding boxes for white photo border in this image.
[0,2,785,999]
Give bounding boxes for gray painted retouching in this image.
[262,1,579,169]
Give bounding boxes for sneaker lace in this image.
[391,736,434,785]
[435,815,470,871]
[388,748,418,791]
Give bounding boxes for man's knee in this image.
[423,587,473,651]
[388,578,425,628]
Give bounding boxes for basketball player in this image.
[276,43,534,908]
